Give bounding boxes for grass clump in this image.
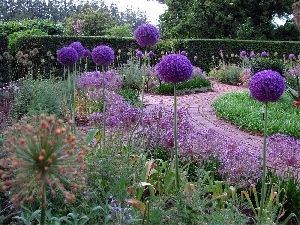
[157,77,212,95]
[212,91,300,138]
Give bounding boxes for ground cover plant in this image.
[0,24,300,225]
[212,91,300,138]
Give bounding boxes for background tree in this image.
[159,0,295,40]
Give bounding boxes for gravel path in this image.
[144,81,264,152]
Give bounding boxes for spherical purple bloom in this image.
[136,51,143,58]
[82,49,91,57]
[134,23,160,47]
[57,47,78,66]
[250,52,255,59]
[249,69,285,102]
[157,54,193,84]
[148,51,154,57]
[92,45,114,66]
[181,51,187,56]
[69,41,85,58]
[240,50,246,57]
[289,53,295,60]
[261,51,268,57]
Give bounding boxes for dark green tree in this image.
[159,0,294,40]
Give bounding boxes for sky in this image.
[103,0,167,25]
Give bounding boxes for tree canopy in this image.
[159,0,295,40]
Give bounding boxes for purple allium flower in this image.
[69,41,85,58]
[240,51,246,57]
[92,45,115,66]
[261,51,268,57]
[136,51,143,58]
[57,47,78,66]
[134,23,160,47]
[181,51,187,56]
[249,69,285,102]
[289,53,295,60]
[157,54,193,83]
[250,51,255,58]
[82,49,91,57]
[148,51,154,57]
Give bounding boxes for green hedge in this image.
[7,36,300,79]
[0,34,9,84]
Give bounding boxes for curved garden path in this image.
[144,81,264,152]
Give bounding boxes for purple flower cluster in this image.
[148,51,154,57]
[136,51,143,58]
[192,66,207,78]
[249,69,285,102]
[82,49,91,57]
[89,91,141,133]
[289,53,295,60]
[137,106,262,186]
[92,45,115,66]
[267,134,300,177]
[157,54,193,83]
[57,46,78,66]
[77,70,122,91]
[240,51,246,57]
[69,41,85,58]
[261,51,268,57]
[134,23,160,47]
[250,51,255,58]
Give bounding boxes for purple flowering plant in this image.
[134,23,160,47]
[69,41,85,58]
[249,69,286,218]
[92,45,115,66]
[57,46,78,66]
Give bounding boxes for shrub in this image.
[210,64,243,85]
[250,56,285,75]
[156,77,212,95]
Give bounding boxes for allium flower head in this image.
[69,41,85,58]
[240,51,246,57]
[134,23,160,47]
[92,45,115,66]
[249,69,285,102]
[261,51,268,57]
[157,54,193,83]
[57,47,78,66]
[82,49,91,57]
[0,115,89,205]
[250,51,255,58]
[148,51,154,57]
[136,51,143,58]
[181,51,187,56]
[289,53,295,60]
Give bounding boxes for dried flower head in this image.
[157,54,193,83]
[57,47,78,66]
[0,115,89,205]
[134,23,160,47]
[69,41,85,58]
[249,69,285,102]
[92,45,115,66]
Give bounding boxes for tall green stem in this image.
[260,102,268,217]
[174,83,180,191]
[102,65,106,150]
[40,182,47,225]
